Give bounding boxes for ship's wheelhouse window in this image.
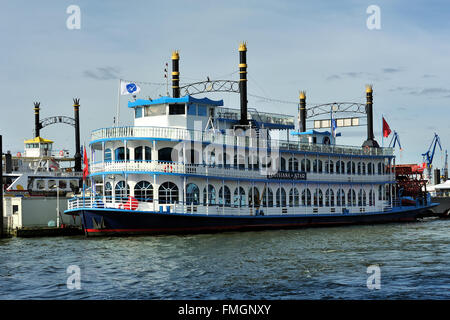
[302,188,312,207]
[337,189,345,206]
[314,189,323,207]
[169,104,185,115]
[105,182,112,203]
[248,187,260,207]
[325,189,335,207]
[218,186,231,207]
[289,188,300,207]
[276,187,287,208]
[115,147,130,161]
[301,159,311,172]
[134,181,153,202]
[233,187,246,207]
[115,181,130,201]
[197,105,207,116]
[158,147,175,162]
[186,183,200,205]
[187,104,197,116]
[288,158,299,172]
[262,187,274,207]
[144,105,166,116]
[280,157,286,171]
[203,185,216,206]
[158,182,179,204]
[135,107,143,118]
[347,189,356,207]
[104,148,112,162]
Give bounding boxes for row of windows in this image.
[102,146,391,176]
[105,181,387,207]
[134,104,210,118]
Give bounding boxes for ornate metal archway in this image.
[39,116,76,129]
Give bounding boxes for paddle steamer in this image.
[65,43,437,236]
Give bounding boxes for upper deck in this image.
[90,126,394,157]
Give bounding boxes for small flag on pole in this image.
[83,145,89,181]
[382,117,391,138]
[120,81,141,95]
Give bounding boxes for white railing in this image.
[91,126,394,157]
[67,196,387,216]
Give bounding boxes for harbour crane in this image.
[421,133,442,181]
[388,131,402,151]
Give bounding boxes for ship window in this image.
[187,104,197,116]
[158,147,175,162]
[134,181,153,202]
[233,187,246,207]
[115,147,130,161]
[276,188,287,208]
[115,181,130,202]
[302,189,312,207]
[280,157,286,171]
[48,180,56,190]
[357,162,362,175]
[218,186,231,207]
[105,182,112,203]
[314,189,323,207]
[135,107,143,118]
[134,146,151,161]
[36,180,45,190]
[262,187,274,207]
[197,105,207,116]
[358,189,367,206]
[186,183,200,205]
[234,153,245,169]
[104,148,112,162]
[289,188,300,207]
[378,163,382,175]
[362,163,366,175]
[249,153,259,170]
[169,104,185,115]
[144,105,166,116]
[325,189,335,207]
[337,189,345,206]
[158,182,179,204]
[203,185,217,206]
[301,159,311,172]
[348,189,356,207]
[248,187,260,207]
[70,180,79,192]
[59,180,67,189]
[367,162,373,175]
[288,158,299,172]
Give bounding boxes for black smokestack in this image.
[73,98,82,172]
[239,42,248,126]
[172,50,180,98]
[34,102,41,137]
[299,91,306,132]
[362,85,380,148]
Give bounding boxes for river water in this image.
[0,219,449,300]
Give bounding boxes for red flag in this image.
[382,117,391,138]
[83,146,89,181]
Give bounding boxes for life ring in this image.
[59,150,64,156]
[163,165,173,173]
[16,152,21,157]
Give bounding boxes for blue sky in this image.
[1,0,449,167]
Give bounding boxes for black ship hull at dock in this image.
[68,204,438,237]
